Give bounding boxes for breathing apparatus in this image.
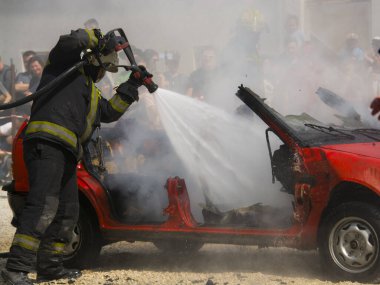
[0,28,158,111]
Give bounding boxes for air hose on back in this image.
[0,60,86,110]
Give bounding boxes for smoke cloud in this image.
[2,0,380,223]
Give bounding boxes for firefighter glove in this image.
[116,81,139,104]
[129,65,154,88]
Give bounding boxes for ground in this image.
[0,190,376,285]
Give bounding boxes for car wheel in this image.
[63,205,102,268]
[319,201,380,283]
[154,239,203,254]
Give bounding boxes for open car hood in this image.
[236,85,304,146]
[236,86,380,147]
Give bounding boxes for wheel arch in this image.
[78,189,104,243]
[317,181,380,245]
[78,189,99,221]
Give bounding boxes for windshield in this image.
[280,107,380,145]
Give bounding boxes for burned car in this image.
[4,85,380,283]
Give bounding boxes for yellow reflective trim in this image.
[52,242,65,249]
[26,121,77,149]
[50,242,65,254]
[84,29,98,49]
[12,234,40,252]
[109,94,130,113]
[80,82,99,143]
[13,242,37,251]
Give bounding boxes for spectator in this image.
[216,8,265,108]
[284,14,305,48]
[0,56,12,120]
[337,58,370,105]
[271,39,316,115]
[163,51,188,94]
[156,72,170,90]
[16,56,45,116]
[186,46,218,101]
[143,49,159,74]
[279,39,301,68]
[14,51,36,96]
[25,56,44,95]
[0,56,12,99]
[14,51,37,115]
[339,33,365,62]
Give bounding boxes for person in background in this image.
[0,56,12,124]
[186,46,218,101]
[143,49,159,74]
[0,56,12,102]
[163,51,187,94]
[284,14,305,48]
[14,51,37,116]
[339,33,365,62]
[15,51,37,97]
[26,56,45,94]
[16,56,45,116]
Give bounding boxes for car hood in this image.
[320,142,380,159]
[236,86,380,147]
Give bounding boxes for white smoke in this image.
[2,0,380,223]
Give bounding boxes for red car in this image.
[4,86,380,283]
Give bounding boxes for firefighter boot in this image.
[36,268,82,282]
[1,268,33,285]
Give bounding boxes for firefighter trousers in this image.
[6,139,79,274]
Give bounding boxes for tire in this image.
[154,239,203,254]
[319,201,380,283]
[63,205,102,268]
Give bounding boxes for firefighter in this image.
[1,28,151,285]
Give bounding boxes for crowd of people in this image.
[0,16,380,158]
